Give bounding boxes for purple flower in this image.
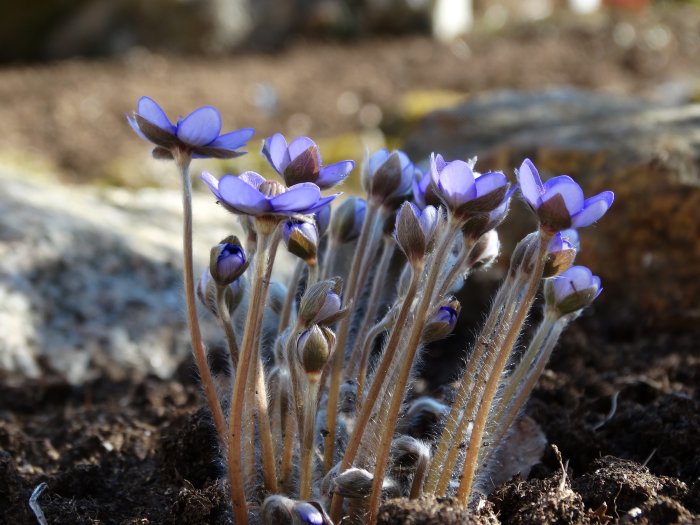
[262,133,354,189]
[545,265,602,316]
[412,167,442,210]
[461,185,517,240]
[423,299,461,342]
[298,278,347,327]
[430,153,510,222]
[544,231,578,278]
[313,204,331,238]
[362,149,415,209]
[516,159,614,232]
[128,96,254,160]
[201,171,338,217]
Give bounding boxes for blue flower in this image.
[412,167,442,210]
[128,96,254,159]
[516,159,614,232]
[262,133,354,189]
[430,153,510,221]
[209,237,248,286]
[201,171,338,217]
[545,265,602,315]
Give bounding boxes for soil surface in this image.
[2,8,700,525]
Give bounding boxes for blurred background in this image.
[1,0,699,381]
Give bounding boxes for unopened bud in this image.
[296,325,333,379]
[298,278,345,326]
[390,435,431,470]
[394,202,438,264]
[292,501,332,525]
[422,299,460,343]
[261,495,295,525]
[363,149,414,210]
[209,236,248,286]
[397,396,448,438]
[509,232,539,277]
[545,265,601,316]
[330,468,374,498]
[468,230,500,270]
[283,219,319,263]
[330,197,366,244]
[543,231,577,278]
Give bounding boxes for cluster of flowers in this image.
[129,97,613,525]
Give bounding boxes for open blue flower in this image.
[430,153,510,222]
[516,159,614,232]
[201,171,338,217]
[262,133,354,189]
[128,96,254,159]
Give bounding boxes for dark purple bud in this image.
[545,265,602,316]
[283,220,319,263]
[296,325,333,380]
[298,278,346,326]
[394,202,439,264]
[330,197,366,244]
[363,149,414,210]
[209,236,248,286]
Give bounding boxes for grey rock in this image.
[0,167,293,381]
[405,88,700,330]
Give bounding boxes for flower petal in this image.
[570,191,614,228]
[218,174,269,214]
[238,171,266,190]
[542,176,584,215]
[127,114,148,141]
[437,160,475,206]
[136,96,175,132]
[208,128,254,150]
[200,171,221,198]
[302,193,341,214]
[516,158,543,208]
[474,171,507,198]
[317,160,355,188]
[262,133,288,173]
[369,149,390,176]
[552,265,594,301]
[270,182,321,212]
[288,137,319,163]
[176,106,222,146]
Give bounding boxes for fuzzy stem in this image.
[410,451,430,500]
[278,261,303,335]
[456,231,551,503]
[280,389,297,492]
[299,378,321,500]
[323,203,380,473]
[355,317,391,403]
[329,270,420,523]
[426,274,515,495]
[365,224,458,525]
[307,260,319,285]
[226,224,274,524]
[320,238,338,281]
[487,312,567,458]
[348,238,395,376]
[216,285,239,371]
[435,237,474,300]
[176,157,228,446]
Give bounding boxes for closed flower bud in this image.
[422,299,460,343]
[363,149,414,210]
[298,278,346,327]
[330,197,366,244]
[296,325,333,379]
[292,501,332,525]
[283,219,319,263]
[209,236,248,286]
[468,230,500,270]
[394,202,439,265]
[397,397,448,438]
[330,467,374,498]
[545,265,602,316]
[508,232,539,277]
[543,231,577,278]
[390,435,431,470]
[412,167,442,210]
[261,495,295,525]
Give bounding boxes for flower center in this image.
[259,180,286,198]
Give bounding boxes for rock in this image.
[0,167,293,381]
[404,88,700,330]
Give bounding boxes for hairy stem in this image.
[216,285,239,371]
[299,378,321,499]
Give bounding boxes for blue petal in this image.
[136,96,175,132]
[176,106,222,147]
[287,136,318,163]
[127,114,148,141]
[542,176,584,215]
[570,191,613,228]
[218,174,269,215]
[437,160,476,206]
[262,133,288,173]
[474,171,507,198]
[269,182,321,212]
[317,160,354,188]
[208,128,254,150]
[302,193,341,214]
[516,159,543,208]
[368,149,390,176]
[200,171,222,199]
[238,171,266,190]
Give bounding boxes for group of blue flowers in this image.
[129,97,613,525]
